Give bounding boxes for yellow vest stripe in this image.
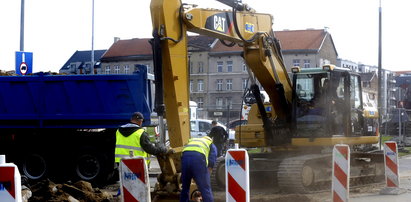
[115,145,144,151]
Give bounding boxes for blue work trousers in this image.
[180,151,213,202]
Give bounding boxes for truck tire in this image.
[22,153,47,180]
[74,151,110,183]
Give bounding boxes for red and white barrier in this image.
[0,155,22,202]
[384,141,399,188]
[225,147,249,202]
[331,144,350,202]
[119,157,150,202]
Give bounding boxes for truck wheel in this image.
[75,153,104,181]
[22,153,47,180]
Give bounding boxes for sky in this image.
[0,0,410,73]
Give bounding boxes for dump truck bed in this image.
[0,71,152,129]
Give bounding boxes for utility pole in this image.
[91,0,95,74]
[20,0,25,51]
[378,0,383,149]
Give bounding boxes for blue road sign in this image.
[15,51,33,75]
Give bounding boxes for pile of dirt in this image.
[28,179,113,202]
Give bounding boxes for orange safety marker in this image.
[331,144,350,202]
[119,157,151,202]
[226,145,249,202]
[383,141,399,188]
[0,155,22,202]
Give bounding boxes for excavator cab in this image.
[291,65,375,140]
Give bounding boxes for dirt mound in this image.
[28,179,113,202]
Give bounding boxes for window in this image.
[190,61,193,74]
[146,65,152,73]
[226,79,232,91]
[242,63,247,72]
[303,59,310,68]
[216,97,223,109]
[105,66,110,74]
[242,78,248,90]
[225,97,232,109]
[227,61,233,72]
[216,79,223,91]
[293,59,300,67]
[198,62,204,73]
[198,79,204,91]
[197,97,204,108]
[190,80,193,92]
[217,61,223,72]
[124,65,129,74]
[114,65,120,74]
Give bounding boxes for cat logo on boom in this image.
[213,15,226,32]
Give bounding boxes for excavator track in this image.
[277,154,331,193]
[211,156,226,191]
[277,152,385,193]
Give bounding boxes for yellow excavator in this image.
[150,0,383,200]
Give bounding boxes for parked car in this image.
[190,119,226,138]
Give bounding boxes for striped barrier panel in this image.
[119,157,150,202]
[332,144,350,202]
[384,141,399,188]
[226,148,249,202]
[0,155,22,202]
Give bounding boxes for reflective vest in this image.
[115,128,150,165]
[183,136,213,166]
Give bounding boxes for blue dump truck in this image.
[0,65,152,184]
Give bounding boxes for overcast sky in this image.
[0,0,410,73]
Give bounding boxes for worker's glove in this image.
[166,148,175,155]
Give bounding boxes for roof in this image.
[102,36,217,61]
[274,29,332,52]
[60,50,107,70]
[188,35,216,51]
[360,72,376,82]
[210,40,242,52]
[102,38,152,59]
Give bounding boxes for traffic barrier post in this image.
[225,147,249,202]
[119,157,151,202]
[331,144,350,202]
[383,141,399,188]
[0,155,22,202]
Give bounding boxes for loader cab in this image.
[291,65,365,138]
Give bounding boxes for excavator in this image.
[149,0,383,200]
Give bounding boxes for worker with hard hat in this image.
[180,135,217,202]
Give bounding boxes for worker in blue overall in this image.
[180,136,217,202]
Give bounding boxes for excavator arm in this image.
[150,0,292,199]
[150,0,292,146]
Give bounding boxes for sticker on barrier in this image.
[384,141,399,188]
[119,157,150,202]
[331,144,350,202]
[225,148,249,202]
